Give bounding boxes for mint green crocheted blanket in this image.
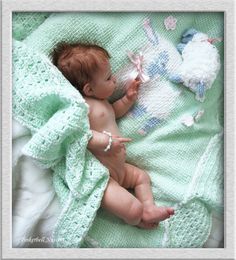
[12,12,224,248]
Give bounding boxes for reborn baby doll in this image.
[52,42,174,229]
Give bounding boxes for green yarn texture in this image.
[12,39,109,248]
[12,12,50,41]
[12,12,224,248]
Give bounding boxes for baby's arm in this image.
[112,79,140,119]
[87,130,109,152]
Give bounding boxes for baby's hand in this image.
[107,135,132,155]
[125,79,141,102]
[88,130,131,155]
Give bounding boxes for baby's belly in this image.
[93,149,126,183]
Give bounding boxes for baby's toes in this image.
[167,208,175,216]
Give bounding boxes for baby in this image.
[52,42,174,229]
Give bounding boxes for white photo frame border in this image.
[1,0,235,259]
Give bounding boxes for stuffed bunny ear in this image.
[177,43,186,54]
[181,28,198,43]
[176,28,199,54]
[169,74,183,84]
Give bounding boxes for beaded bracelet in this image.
[103,131,113,152]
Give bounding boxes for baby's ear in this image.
[83,83,93,97]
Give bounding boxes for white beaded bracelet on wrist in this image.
[103,131,113,152]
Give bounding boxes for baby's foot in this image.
[137,221,158,229]
[142,204,174,224]
[136,205,174,229]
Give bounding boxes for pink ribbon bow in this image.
[127,51,150,83]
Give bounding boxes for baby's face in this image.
[90,60,116,100]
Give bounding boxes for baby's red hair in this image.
[51,42,110,95]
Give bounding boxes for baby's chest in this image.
[88,100,115,122]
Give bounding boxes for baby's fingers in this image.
[112,136,132,143]
[131,80,141,90]
[136,79,141,85]
[118,137,132,143]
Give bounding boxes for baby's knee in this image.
[125,199,143,225]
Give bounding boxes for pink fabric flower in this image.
[164,16,177,30]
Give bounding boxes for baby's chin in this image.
[97,95,112,100]
[94,88,115,100]
[106,90,115,99]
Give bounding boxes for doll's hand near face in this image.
[125,79,141,102]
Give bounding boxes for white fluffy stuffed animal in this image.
[170,29,221,102]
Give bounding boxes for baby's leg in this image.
[123,164,174,228]
[101,177,143,226]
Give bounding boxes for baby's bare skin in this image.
[85,97,126,184]
[54,43,174,228]
[85,96,174,228]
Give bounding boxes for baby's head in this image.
[52,42,116,99]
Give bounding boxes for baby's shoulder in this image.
[84,97,96,107]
